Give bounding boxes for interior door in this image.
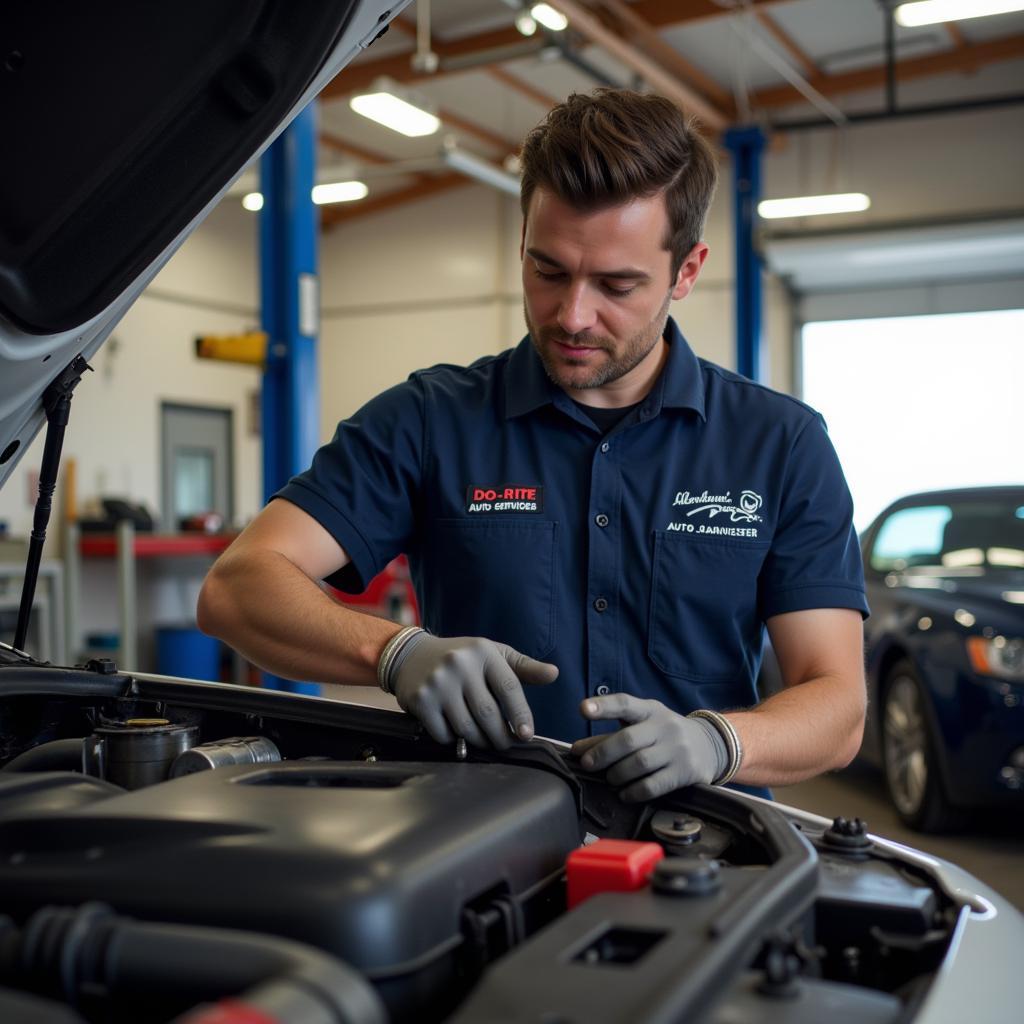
[160,403,234,531]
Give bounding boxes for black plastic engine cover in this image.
[0,761,581,1014]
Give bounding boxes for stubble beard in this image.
[525,291,673,392]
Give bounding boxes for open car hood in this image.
[0,0,409,488]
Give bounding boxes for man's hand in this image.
[571,694,728,801]
[390,635,559,750]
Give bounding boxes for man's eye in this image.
[532,268,635,295]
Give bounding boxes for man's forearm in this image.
[726,674,866,788]
[197,548,402,686]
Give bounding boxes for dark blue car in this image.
[858,486,1024,831]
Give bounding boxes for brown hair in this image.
[519,89,718,276]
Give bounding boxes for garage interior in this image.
[1,0,1021,943]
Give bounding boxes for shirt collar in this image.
[504,316,706,422]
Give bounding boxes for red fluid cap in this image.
[175,1000,280,1024]
[566,839,665,909]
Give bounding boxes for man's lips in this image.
[552,339,603,356]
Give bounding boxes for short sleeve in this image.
[758,413,869,620]
[273,378,424,593]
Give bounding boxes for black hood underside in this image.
[0,0,360,335]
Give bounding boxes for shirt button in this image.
[600,442,610,453]
[595,513,609,528]
[596,684,611,696]
[593,597,609,612]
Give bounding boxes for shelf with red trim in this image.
[79,533,238,558]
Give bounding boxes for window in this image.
[173,448,215,520]
[870,496,1024,572]
[871,505,950,572]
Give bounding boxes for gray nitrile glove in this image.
[389,634,559,750]
[571,693,728,802]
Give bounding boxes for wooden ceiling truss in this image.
[315,1,1024,229]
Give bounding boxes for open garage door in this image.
[763,218,1024,530]
[800,308,1024,531]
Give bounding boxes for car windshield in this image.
[870,495,1024,573]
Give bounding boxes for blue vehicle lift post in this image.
[259,102,320,695]
[723,126,766,383]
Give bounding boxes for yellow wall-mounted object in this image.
[195,331,268,366]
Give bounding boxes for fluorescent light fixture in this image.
[241,182,368,211]
[311,181,368,205]
[515,11,538,35]
[441,143,521,196]
[894,0,1024,27]
[531,4,569,31]
[350,79,440,137]
[758,193,871,219]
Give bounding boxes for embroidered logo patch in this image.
[466,485,544,514]
[667,489,764,537]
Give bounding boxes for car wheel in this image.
[881,661,962,833]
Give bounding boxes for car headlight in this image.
[966,636,1024,682]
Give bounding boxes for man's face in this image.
[521,188,706,404]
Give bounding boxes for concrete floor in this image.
[777,762,1024,911]
[321,685,1023,910]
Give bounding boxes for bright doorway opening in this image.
[800,308,1024,531]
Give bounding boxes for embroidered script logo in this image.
[672,489,764,523]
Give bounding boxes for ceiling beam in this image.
[610,0,788,27]
[486,66,560,110]
[362,15,519,154]
[437,106,515,153]
[547,0,728,128]
[318,131,393,165]
[317,129,448,193]
[320,172,470,229]
[945,22,968,49]
[393,13,558,115]
[321,24,526,100]
[752,32,1024,111]
[753,10,819,80]
[592,0,733,111]
[321,0,790,101]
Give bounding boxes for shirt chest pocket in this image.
[422,519,558,659]
[648,531,770,683]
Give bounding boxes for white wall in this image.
[316,169,794,442]
[319,186,513,431]
[765,85,1024,231]
[0,203,262,543]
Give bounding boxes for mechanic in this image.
[198,89,868,801]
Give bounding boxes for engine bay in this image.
[0,656,965,1023]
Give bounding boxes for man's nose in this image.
[557,283,597,336]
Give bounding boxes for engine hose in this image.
[0,903,387,1024]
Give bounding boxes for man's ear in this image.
[671,242,709,301]
[519,217,526,261]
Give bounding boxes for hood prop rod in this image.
[14,355,92,654]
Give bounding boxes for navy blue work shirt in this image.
[277,317,868,746]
